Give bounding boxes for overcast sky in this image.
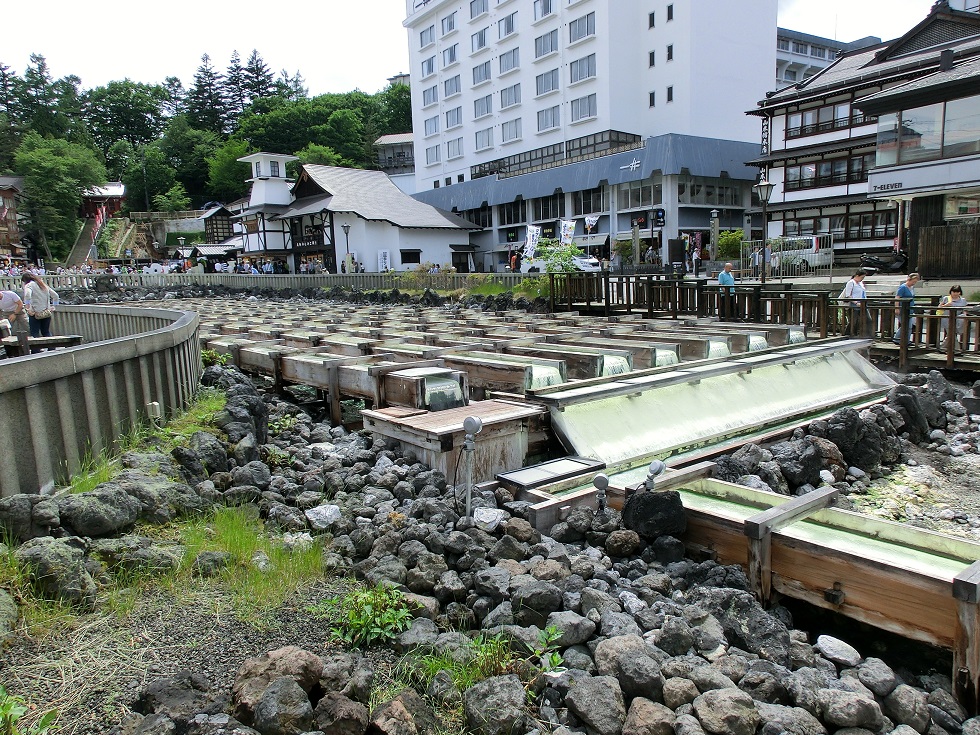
[3,0,940,96]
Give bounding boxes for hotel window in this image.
[666,4,673,21]
[784,69,797,81]
[620,179,657,208]
[533,193,564,220]
[500,199,527,225]
[793,41,807,53]
[446,106,462,129]
[648,91,655,107]
[570,54,596,83]
[443,44,459,67]
[425,145,441,165]
[472,27,488,52]
[777,38,790,51]
[667,85,673,102]
[270,160,280,177]
[473,60,491,84]
[571,93,597,122]
[499,11,517,39]
[424,115,440,136]
[573,186,606,215]
[500,83,521,109]
[470,0,488,18]
[811,45,826,58]
[536,68,559,95]
[648,11,655,27]
[441,12,456,35]
[475,127,494,150]
[474,94,492,119]
[534,0,554,19]
[666,44,673,61]
[537,104,560,131]
[649,50,655,67]
[535,29,559,58]
[420,25,435,47]
[502,118,522,142]
[500,47,520,73]
[422,85,438,106]
[569,12,595,43]
[447,137,464,159]
[444,75,461,97]
[422,56,436,78]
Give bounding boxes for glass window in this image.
[420,25,435,47]
[422,85,438,106]
[667,4,673,20]
[649,50,655,67]
[475,127,494,150]
[777,38,790,51]
[446,106,462,128]
[422,56,435,78]
[537,105,560,131]
[667,85,673,102]
[648,11,655,28]
[619,180,653,209]
[472,27,488,52]
[570,54,596,83]
[943,95,980,158]
[254,161,262,177]
[474,94,492,119]
[500,83,521,109]
[425,145,441,165]
[899,103,943,164]
[666,44,673,61]
[441,12,456,35]
[499,11,517,39]
[473,61,491,84]
[502,118,522,142]
[447,137,463,159]
[811,45,826,58]
[270,160,280,177]
[500,47,520,73]
[571,93,597,122]
[569,12,595,43]
[784,69,797,81]
[444,75,461,97]
[424,115,439,136]
[443,44,459,66]
[793,41,807,54]
[499,199,526,225]
[535,29,559,57]
[649,91,655,107]
[533,193,565,220]
[573,186,606,215]
[536,68,559,95]
[470,0,488,18]
[533,0,554,20]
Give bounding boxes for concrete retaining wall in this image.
[0,306,201,496]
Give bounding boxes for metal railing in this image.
[0,305,200,496]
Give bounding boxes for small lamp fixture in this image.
[593,473,609,513]
[644,459,667,491]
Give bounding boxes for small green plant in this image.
[534,625,565,672]
[201,349,230,367]
[66,448,118,494]
[268,414,298,434]
[263,446,291,469]
[0,685,58,734]
[408,634,516,692]
[326,583,413,647]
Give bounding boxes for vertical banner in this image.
[523,224,541,260]
[378,250,391,272]
[560,219,576,245]
[584,215,599,233]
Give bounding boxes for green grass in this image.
[0,536,77,637]
[408,634,517,691]
[65,450,118,495]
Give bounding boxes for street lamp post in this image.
[753,176,774,285]
[341,223,351,273]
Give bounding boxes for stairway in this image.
[66,219,98,266]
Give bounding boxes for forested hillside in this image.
[0,51,411,259]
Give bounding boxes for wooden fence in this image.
[919,223,980,279]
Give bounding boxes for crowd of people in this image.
[0,272,60,343]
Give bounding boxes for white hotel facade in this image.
[403,0,776,270]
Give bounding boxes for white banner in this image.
[523,225,541,260]
[377,250,391,272]
[559,219,576,245]
[584,215,600,232]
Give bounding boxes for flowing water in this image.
[749,335,769,351]
[424,376,466,411]
[789,328,807,344]
[530,365,565,389]
[655,350,680,367]
[602,355,631,376]
[707,340,731,358]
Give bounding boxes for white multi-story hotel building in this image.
[404,0,776,271]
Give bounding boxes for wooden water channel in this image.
[131,295,980,709]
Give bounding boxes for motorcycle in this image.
[860,250,908,275]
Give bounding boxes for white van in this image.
[775,236,832,274]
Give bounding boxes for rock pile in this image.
[1,366,978,735]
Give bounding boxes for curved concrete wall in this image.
[0,306,201,496]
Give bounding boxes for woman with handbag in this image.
[22,272,59,338]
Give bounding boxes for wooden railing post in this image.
[549,273,556,313]
[603,272,611,318]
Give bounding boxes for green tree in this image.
[295,143,343,166]
[20,54,61,138]
[84,79,168,155]
[159,115,221,201]
[162,76,185,117]
[375,83,412,135]
[274,69,307,101]
[122,144,175,213]
[207,138,252,201]
[537,238,586,273]
[14,131,106,259]
[105,139,134,181]
[324,108,366,165]
[717,229,744,260]
[152,182,191,212]
[186,53,228,134]
[223,50,248,128]
[243,50,275,102]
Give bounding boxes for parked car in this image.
[775,236,833,274]
[520,252,601,273]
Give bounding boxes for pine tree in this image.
[274,69,307,101]
[186,53,228,134]
[224,50,248,127]
[242,50,275,102]
[21,54,59,137]
[162,76,185,117]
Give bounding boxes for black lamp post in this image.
[753,175,774,285]
[341,223,351,255]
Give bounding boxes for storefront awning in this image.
[450,243,478,251]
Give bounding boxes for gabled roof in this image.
[199,206,233,219]
[293,165,479,230]
[84,182,125,198]
[375,133,414,146]
[856,53,980,114]
[0,175,24,193]
[756,3,980,112]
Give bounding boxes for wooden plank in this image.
[955,599,980,715]
[747,535,773,606]
[955,561,980,604]
[743,486,838,539]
